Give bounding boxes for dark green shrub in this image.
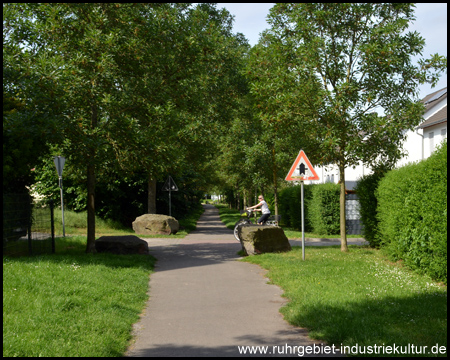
[308,183,340,235]
[279,185,299,228]
[354,169,388,248]
[376,141,447,283]
[278,184,313,231]
[279,183,342,234]
[3,193,32,244]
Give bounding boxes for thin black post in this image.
[169,189,172,217]
[50,199,55,254]
[27,194,32,256]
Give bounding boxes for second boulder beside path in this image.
[95,235,149,255]
[132,214,180,235]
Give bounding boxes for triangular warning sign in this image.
[162,176,178,191]
[285,150,319,181]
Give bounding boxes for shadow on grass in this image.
[283,288,447,357]
[3,236,156,271]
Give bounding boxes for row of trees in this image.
[4,3,446,253]
[214,3,446,251]
[4,3,249,252]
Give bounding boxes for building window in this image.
[441,128,447,139]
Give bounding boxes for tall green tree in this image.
[214,94,257,208]
[3,4,63,193]
[3,93,54,193]
[106,3,249,214]
[245,30,321,214]
[4,3,249,252]
[5,3,154,252]
[266,3,447,251]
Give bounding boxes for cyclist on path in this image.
[247,195,271,225]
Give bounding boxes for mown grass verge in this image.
[242,246,447,357]
[3,204,207,356]
[3,236,156,357]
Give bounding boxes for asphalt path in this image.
[125,205,355,357]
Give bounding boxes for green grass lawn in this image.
[3,236,156,357]
[3,205,204,357]
[219,205,447,357]
[4,204,446,357]
[242,246,447,357]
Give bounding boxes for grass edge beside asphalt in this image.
[3,237,157,357]
[3,205,206,357]
[239,246,447,357]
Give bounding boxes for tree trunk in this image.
[272,148,279,216]
[86,104,98,253]
[339,161,348,252]
[148,175,157,214]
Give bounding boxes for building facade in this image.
[305,87,448,190]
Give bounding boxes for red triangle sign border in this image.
[285,150,320,181]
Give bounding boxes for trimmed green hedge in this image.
[279,183,340,235]
[308,183,340,235]
[278,184,313,231]
[354,170,387,248]
[376,141,447,283]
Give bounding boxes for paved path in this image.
[125,205,346,357]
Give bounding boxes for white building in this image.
[397,87,447,168]
[305,87,448,190]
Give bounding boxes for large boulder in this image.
[132,214,179,235]
[95,235,149,255]
[240,225,291,256]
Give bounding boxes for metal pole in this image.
[301,180,305,260]
[28,194,32,256]
[59,177,65,237]
[169,189,171,217]
[50,199,55,254]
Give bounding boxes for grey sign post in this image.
[301,180,305,260]
[53,156,66,237]
[285,150,320,260]
[162,176,178,217]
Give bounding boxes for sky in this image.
[217,3,447,100]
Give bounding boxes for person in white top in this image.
[247,195,271,225]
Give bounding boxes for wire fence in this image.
[3,193,55,256]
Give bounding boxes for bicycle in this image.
[233,209,281,242]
